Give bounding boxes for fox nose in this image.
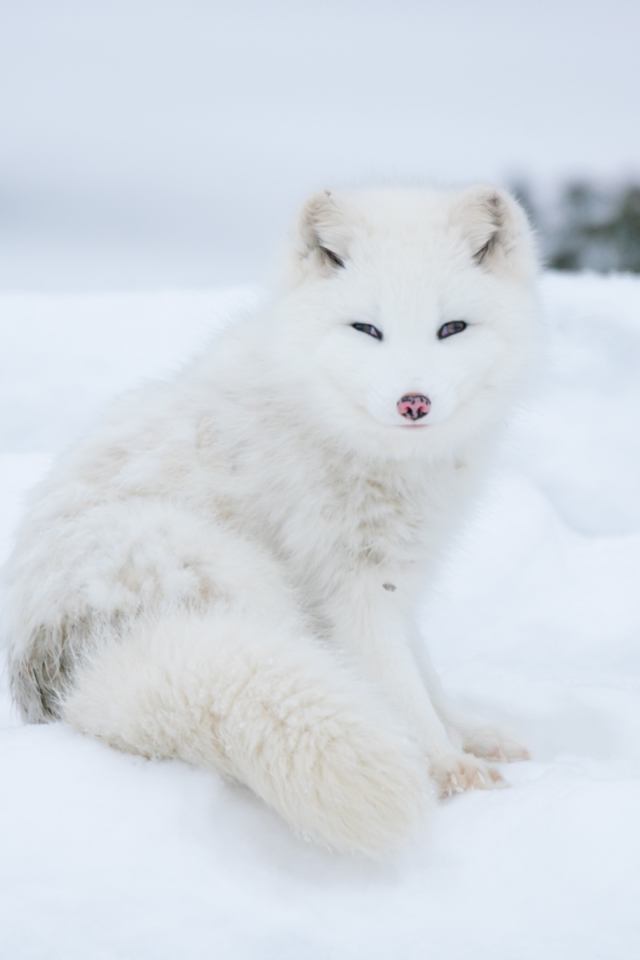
[397,394,431,420]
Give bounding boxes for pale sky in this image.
[1,0,639,289]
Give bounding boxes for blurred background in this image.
[1,0,640,292]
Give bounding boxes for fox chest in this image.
[200,432,465,591]
[269,471,441,586]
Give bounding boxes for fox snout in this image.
[397,394,431,421]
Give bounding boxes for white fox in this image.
[2,186,538,855]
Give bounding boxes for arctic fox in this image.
[2,186,538,855]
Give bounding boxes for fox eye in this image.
[437,321,467,339]
[351,323,383,341]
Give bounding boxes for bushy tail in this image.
[64,612,432,855]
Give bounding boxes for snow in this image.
[1,273,640,958]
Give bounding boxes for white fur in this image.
[2,185,538,855]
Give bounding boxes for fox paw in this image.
[460,725,531,763]
[430,754,505,798]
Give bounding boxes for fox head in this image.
[265,186,540,459]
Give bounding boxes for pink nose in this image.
[397,394,431,421]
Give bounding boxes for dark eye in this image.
[351,323,383,341]
[437,321,467,340]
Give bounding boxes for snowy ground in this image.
[1,273,640,959]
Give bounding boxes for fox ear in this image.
[454,186,537,281]
[285,190,354,285]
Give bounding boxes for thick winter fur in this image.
[2,185,539,855]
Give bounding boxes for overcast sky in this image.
[1,0,639,290]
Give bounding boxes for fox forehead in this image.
[305,242,494,335]
[281,184,537,300]
[321,190,472,268]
